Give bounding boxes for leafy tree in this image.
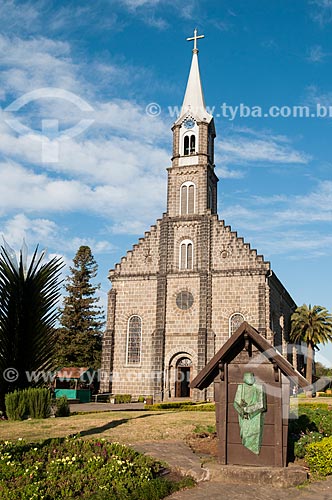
[290,304,332,389]
[56,246,104,369]
[315,362,332,378]
[0,242,64,410]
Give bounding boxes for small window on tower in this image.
[190,135,196,154]
[184,136,190,155]
[188,184,194,213]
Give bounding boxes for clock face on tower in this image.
[183,118,195,129]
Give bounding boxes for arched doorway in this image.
[175,357,192,398]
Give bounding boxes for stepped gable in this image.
[109,221,161,278]
[212,217,270,273]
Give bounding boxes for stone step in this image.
[207,462,308,487]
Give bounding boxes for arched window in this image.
[179,239,193,270]
[229,313,245,337]
[190,135,195,154]
[183,134,196,156]
[180,181,195,215]
[126,316,142,364]
[184,136,190,155]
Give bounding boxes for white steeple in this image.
[176,29,213,124]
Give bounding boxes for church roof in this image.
[190,321,309,390]
[175,30,213,125]
[55,367,91,380]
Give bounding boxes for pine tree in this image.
[56,246,105,369]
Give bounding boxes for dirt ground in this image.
[185,431,219,457]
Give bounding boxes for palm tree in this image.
[290,304,332,390]
[0,242,64,410]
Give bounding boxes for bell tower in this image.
[167,29,218,218]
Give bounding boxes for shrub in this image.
[0,437,193,499]
[289,406,332,436]
[138,396,145,403]
[288,404,332,463]
[5,390,28,420]
[53,396,70,417]
[294,432,324,458]
[27,388,51,419]
[5,388,51,420]
[305,436,332,476]
[114,394,131,404]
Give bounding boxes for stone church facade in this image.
[100,32,296,401]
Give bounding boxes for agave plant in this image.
[0,241,64,409]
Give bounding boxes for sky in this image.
[0,0,332,366]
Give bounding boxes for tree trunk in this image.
[305,343,313,397]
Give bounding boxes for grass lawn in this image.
[0,410,215,444]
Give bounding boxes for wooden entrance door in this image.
[175,358,192,397]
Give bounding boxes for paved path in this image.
[135,441,209,482]
[168,477,332,500]
[69,402,145,412]
[134,441,332,500]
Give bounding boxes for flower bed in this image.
[288,403,332,469]
[0,436,192,499]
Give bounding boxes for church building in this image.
[100,31,297,401]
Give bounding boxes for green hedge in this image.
[297,402,329,410]
[145,402,215,411]
[181,403,215,411]
[113,394,131,404]
[5,388,51,420]
[305,436,332,476]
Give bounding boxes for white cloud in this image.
[0,1,40,35]
[2,213,58,248]
[0,158,166,236]
[119,0,161,7]
[0,35,80,101]
[216,165,244,179]
[310,0,332,26]
[0,31,170,236]
[217,128,310,167]
[307,45,328,62]
[305,85,332,112]
[1,213,115,271]
[221,180,332,258]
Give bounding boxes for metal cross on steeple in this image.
[186,28,205,53]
